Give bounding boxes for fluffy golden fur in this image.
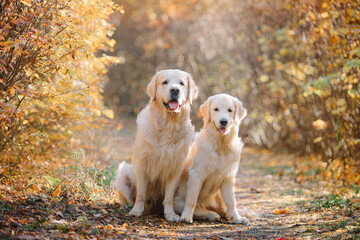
[114,69,198,221]
[174,94,249,224]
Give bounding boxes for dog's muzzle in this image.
[213,120,227,135]
[220,119,228,127]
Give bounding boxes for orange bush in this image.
[0,0,120,168]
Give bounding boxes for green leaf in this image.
[78,91,92,103]
[43,175,61,187]
[346,59,360,68]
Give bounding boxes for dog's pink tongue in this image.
[169,101,179,110]
[219,128,226,134]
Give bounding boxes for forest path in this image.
[93,116,353,239]
[0,116,357,239]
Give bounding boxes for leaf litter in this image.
[1,119,359,239]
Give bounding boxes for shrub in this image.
[0,0,119,168]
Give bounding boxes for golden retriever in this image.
[174,94,249,224]
[114,69,198,221]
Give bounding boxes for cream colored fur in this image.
[174,94,249,224]
[114,69,198,222]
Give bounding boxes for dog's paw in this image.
[165,212,180,222]
[232,216,249,225]
[129,206,144,217]
[180,214,193,223]
[206,212,221,222]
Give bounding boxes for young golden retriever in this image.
[114,69,198,221]
[174,94,249,224]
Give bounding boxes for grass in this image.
[0,158,119,205]
[306,194,356,212]
[56,163,118,202]
[297,193,360,236]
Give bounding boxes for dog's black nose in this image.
[170,87,179,95]
[220,119,228,126]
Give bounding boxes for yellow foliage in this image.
[0,0,119,167]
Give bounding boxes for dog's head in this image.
[147,69,198,112]
[200,94,247,135]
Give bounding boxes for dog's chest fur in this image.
[194,136,243,201]
[134,106,194,184]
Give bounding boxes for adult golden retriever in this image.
[114,69,198,221]
[174,94,249,224]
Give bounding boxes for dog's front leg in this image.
[129,168,147,217]
[180,170,202,223]
[220,177,249,224]
[163,175,180,222]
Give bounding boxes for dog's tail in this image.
[114,161,136,205]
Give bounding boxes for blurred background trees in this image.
[0,0,358,186]
[105,0,359,184]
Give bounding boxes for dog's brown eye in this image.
[180,81,184,86]
[228,108,233,112]
[214,108,219,111]
[162,80,168,85]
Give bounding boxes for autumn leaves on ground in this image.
[1,0,360,239]
[0,115,359,239]
[1,120,359,239]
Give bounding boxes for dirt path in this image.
[0,117,358,239]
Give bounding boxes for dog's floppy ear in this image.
[186,73,199,104]
[200,96,213,123]
[233,97,247,125]
[147,72,159,101]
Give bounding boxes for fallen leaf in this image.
[122,223,129,228]
[116,124,123,131]
[273,208,287,214]
[32,184,41,193]
[52,184,61,197]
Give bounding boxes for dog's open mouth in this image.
[218,127,226,135]
[213,121,227,135]
[163,100,180,111]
